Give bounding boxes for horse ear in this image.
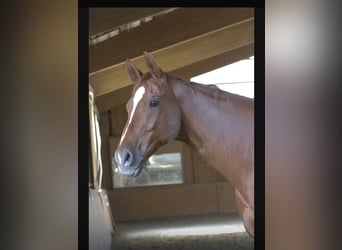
[126,58,143,84]
[144,51,163,79]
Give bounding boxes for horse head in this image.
[114,52,181,177]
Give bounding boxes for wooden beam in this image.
[96,85,133,114]
[95,43,254,113]
[89,8,169,37]
[89,8,254,73]
[171,43,254,80]
[90,18,254,97]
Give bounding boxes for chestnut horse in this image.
[114,52,254,237]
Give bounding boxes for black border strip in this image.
[255,6,265,250]
[79,1,264,8]
[78,7,89,250]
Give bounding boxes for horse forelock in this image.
[132,72,171,98]
[131,72,152,93]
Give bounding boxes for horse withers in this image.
[114,52,254,237]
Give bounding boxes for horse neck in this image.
[171,78,254,188]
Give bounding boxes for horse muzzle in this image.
[114,148,144,177]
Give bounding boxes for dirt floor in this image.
[111,212,254,250]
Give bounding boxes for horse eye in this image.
[149,100,159,107]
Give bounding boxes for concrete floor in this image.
[111,212,254,250]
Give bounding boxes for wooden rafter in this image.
[90,18,254,97]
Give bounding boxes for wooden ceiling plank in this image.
[89,8,254,73]
[89,8,169,37]
[171,43,254,80]
[95,43,254,113]
[90,18,254,97]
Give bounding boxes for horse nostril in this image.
[123,149,133,167]
[115,148,134,168]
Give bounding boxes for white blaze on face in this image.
[119,86,146,145]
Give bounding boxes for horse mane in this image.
[171,75,251,102]
[136,72,252,103]
[190,81,229,100]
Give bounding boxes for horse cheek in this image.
[145,110,159,131]
[167,109,181,142]
[146,118,155,131]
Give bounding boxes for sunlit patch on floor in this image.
[122,223,245,239]
[112,213,253,250]
[114,212,247,240]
